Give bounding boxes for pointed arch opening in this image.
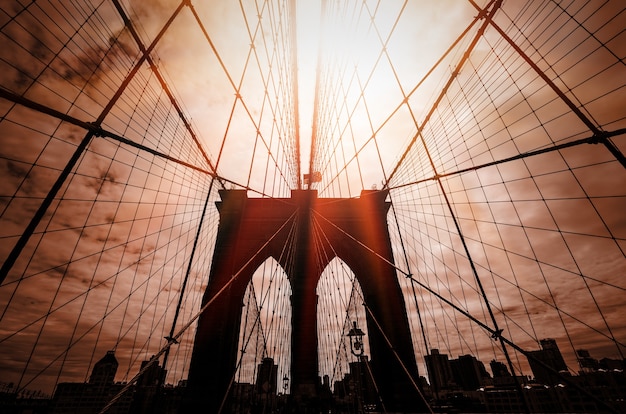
[235,257,292,395]
[316,257,369,386]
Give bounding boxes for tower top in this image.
[89,350,119,385]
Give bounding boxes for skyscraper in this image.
[490,360,511,378]
[450,354,490,390]
[256,357,278,396]
[527,338,568,385]
[425,349,455,394]
[51,350,132,414]
[89,350,118,386]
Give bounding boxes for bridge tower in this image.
[184,189,424,411]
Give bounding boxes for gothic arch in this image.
[236,257,291,385]
[317,257,368,372]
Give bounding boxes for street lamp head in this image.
[347,321,365,357]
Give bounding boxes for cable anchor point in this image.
[491,328,504,340]
[87,122,105,137]
[164,336,179,345]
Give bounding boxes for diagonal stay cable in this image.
[308,207,433,413]
[186,1,296,190]
[0,87,281,199]
[0,0,190,286]
[160,178,219,385]
[465,0,626,170]
[219,284,268,414]
[217,214,298,413]
[110,0,220,178]
[385,0,498,187]
[387,128,626,192]
[97,209,298,413]
[313,2,484,192]
[361,301,434,414]
[312,195,622,414]
[309,213,358,380]
[386,1,531,403]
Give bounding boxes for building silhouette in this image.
[3,339,625,413]
[48,352,182,414]
[527,338,569,385]
[332,356,379,412]
[424,349,455,395]
[89,351,118,386]
[576,349,600,373]
[50,351,133,414]
[450,354,491,391]
[130,357,168,414]
[254,357,278,412]
[255,357,278,396]
[490,359,510,378]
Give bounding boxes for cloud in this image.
[0,0,624,399]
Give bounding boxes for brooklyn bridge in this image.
[0,0,625,413]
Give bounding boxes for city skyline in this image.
[3,337,623,413]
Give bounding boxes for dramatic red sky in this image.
[0,0,624,397]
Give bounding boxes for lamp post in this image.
[347,321,365,357]
[281,375,289,413]
[347,321,367,412]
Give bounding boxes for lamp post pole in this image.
[347,321,366,412]
[281,375,289,412]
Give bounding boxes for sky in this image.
[0,0,625,399]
